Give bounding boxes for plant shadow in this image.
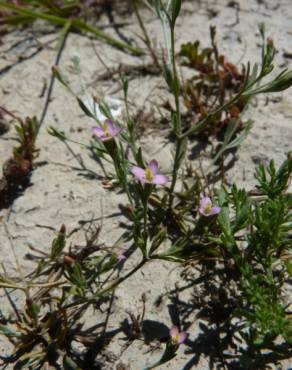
[165,261,292,370]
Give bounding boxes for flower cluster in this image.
[91,119,221,217]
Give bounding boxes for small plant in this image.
[216,156,292,367]
[1,157,290,368]
[0,116,39,209]
[1,1,292,369]
[178,26,247,138]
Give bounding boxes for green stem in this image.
[168,24,183,207]
[168,137,183,207]
[141,183,152,257]
[170,28,181,135]
[133,0,160,67]
[114,159,133,205]
[143,202,148,232]
[38,20,71,130]
[112,149,133,206]
[122,82,139,161]
[179,89,245,139]
[143,200,149,253]
[63,258,148,309]
[178,62,261,139]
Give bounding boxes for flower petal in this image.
[131,166,146,181]
[148,160,159,175]
[91,126,105,138]
[209,206,221,216]
[107,120,122,137]
[116,249,127,261]
[198,207,208,216]
[200,196,212,209]
[178,331,188,344]
[170,326,179,338]
[152,174,169,185]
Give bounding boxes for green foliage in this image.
[1,2,292,369]
[180,26,292,139]
[217,156,292,352]
[13,116,39,161]
[255,157,292,198]
[179,40,214,71]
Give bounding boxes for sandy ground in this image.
[0,0,292,369]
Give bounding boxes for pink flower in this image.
[199,196,221,217]
[131,160,169,185]
[91,119,122,142]
[169,326,188,345]
[115,249,127,262]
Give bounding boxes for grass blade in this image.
[0,1,144,55]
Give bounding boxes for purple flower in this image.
[115,249,127,262]
[169,326,188,345]
[131,160,169,185]
[91,119,122,142]
[199,196,221,217]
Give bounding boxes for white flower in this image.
[83,96,123,122]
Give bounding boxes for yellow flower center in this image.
[204,203,212,214]
[173,334,180,343]
[145,167,154,182]
[102,122,111,137]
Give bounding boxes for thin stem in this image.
[143,202,148,233]
[0,282,24,290]
[140,183,152,257]
[38,20,70,131]
[170,27,181,135]
[0,280,66,290]
[143,200,149,257]
[121,79,139,161]
[112,150,133,205]
[122,177,134,206]
[179,88,246,139]
[63,258,148,309]
[168,25,183,207]
[133,0,160,68]
[168,138,182,207]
